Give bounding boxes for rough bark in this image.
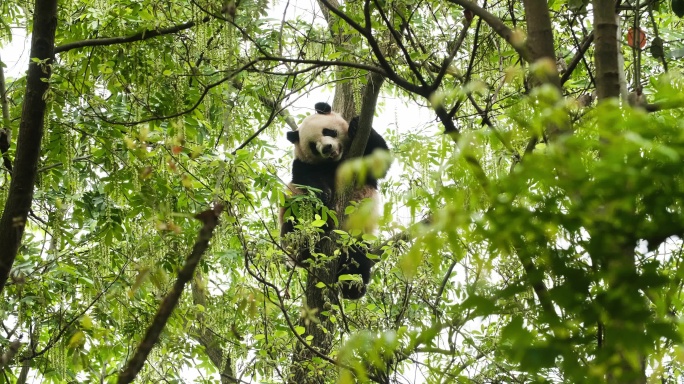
[332,83,357,121]
[592,1,646,383]
[592,0,621,99]
[0,0,58,296]
[317,0,357,120]
[521,0,561,88]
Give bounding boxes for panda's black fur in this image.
[280,102,389,299]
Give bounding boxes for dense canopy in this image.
[2,0,684,383]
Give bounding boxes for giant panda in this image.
[279,102,389,299]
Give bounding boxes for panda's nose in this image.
[322,144,333,154]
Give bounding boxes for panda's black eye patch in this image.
[322,128,338,137]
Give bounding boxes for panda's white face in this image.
[289,112,350,164]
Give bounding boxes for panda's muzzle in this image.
[317,143,341,159]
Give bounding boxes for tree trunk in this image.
[521,0,561,89]
[0,0,59,295]
[288,2,378,383]
[592,1,646,383]
[332,83,356,121]
[317,0,357,120]
[592,0,621,99]
[289,247,338,383]
[521,0,571,139]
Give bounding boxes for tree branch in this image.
[54,17,213,54]
[561,31,595,86]
[431,13,473,93]
[445,0,532,62]
[84,60,259,126]
[347,72,385,159]
[562,31,594,86]
[117,204,223,384]
[373,0,428,87]
[317,0,428,96]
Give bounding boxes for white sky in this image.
[0,27,29,78]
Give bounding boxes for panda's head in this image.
[287,102,350,164]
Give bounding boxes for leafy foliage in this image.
[2,0,684,383]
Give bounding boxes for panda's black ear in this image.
[286,131,299,143]
[314,102,332,114]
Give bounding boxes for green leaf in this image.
[520,345,560,370]
[398,247,421,280]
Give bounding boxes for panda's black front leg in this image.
[337,244,373,299]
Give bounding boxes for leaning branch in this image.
[347,72,385,159]
[561,32,594,86]
[54,17,213,54]
[445,0,532,62]
[86,60,258,126]
[117,204,223,384]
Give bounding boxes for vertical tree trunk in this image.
[289,75,384,383]
[317,0,357,120]
[332,83,356,121]
[592,0,621,99]
[521,0,569,140]
[289,246,338,383]
[592,1,646,383]
[0,0,59,295]
[288,3,370,383]
[521,0,561,89]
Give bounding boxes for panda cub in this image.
[280,102,389,299]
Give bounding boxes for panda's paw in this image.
[348,116,359,138]
[339,280,367,300]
